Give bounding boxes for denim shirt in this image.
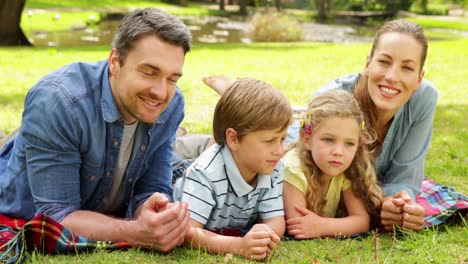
[287,73,438,199]
[0,60,184,222]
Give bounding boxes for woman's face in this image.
[366,32,425,118]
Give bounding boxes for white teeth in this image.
[144,99,158,106]
[381,87,398,95]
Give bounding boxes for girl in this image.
[283,90,382,239]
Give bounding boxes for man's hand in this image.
[381,191,425,231]
[133,193,190,252]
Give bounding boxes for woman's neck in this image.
[376,111,395,139]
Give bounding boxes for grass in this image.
[2,3,468,263]
[22,0,214,33]
[406,16,468,31]
[0,42,467,263]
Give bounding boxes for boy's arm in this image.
[287,188,370,239]
[261,216,285,238]
[184,219,273,260]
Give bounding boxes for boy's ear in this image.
[225,128,239,151]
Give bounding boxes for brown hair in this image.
[296,90,382,226]
[213,78,292,144]
[356,19,428,154]
[112,8,192,66]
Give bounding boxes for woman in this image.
[180,19,438,231]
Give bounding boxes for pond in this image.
[25,15,379,47]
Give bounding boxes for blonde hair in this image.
[213,78,292,144]
[297,90,382,226]
[356,19,428,154]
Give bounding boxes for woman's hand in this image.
[381,191,425,231]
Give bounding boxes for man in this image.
[0,8,191,252]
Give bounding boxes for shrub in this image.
[248,10,304,42]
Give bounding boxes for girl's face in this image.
[302,117,360,180]
[366,32,425,118]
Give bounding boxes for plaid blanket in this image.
[0,214,130,263]
[1,178,467,262]
[417,178,468,227]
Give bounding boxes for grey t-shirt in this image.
[97,121,139,214]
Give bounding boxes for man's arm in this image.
[62,193,190,251]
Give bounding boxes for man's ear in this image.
[108,48,120,76]
[225,128,239,151]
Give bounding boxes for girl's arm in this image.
[283,182,308,220]
[286,188,370,239]
[184,220,274,260]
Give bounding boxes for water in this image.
[25,15,379,48]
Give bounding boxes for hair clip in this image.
[361,121,365,131]
[304,124,312,135]
[300,118,305,127]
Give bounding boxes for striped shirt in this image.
[173,144,284,234]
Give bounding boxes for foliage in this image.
[248,10,304,41]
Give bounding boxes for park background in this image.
[0,0,467,262]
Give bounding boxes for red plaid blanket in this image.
[417,178,468,227]
[1,178,467,262]
[0,213,130,263]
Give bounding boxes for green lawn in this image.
[0,39,467,263]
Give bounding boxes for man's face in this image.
[109,35,185,124]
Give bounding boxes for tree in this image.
[0,0,31,46]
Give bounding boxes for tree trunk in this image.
[219,0,225,11]
[0,0,31,46]
[239,0,247,15]
[275,0,281,11]
[314,0,327,22]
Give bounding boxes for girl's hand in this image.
[286,206,323,239]
[381,191,424,231]
[240,224,275,260]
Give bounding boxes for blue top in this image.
[287,73,438,199]
[173,144,284,235]
[0,60,184,222]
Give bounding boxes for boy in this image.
[174,78,292,260]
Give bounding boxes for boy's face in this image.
[230,127,287,185]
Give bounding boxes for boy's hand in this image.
[240,224,276,260]
[286,206,323,239]
[250,224,281,252]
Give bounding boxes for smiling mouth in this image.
[142,97,162,108]
[379,85,400,96]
